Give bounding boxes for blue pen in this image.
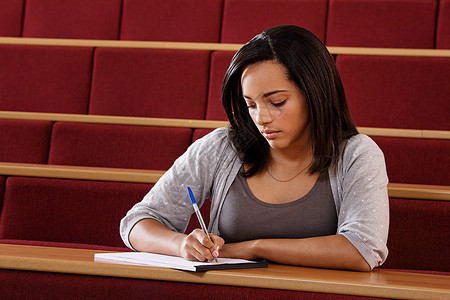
[187,186,219,263]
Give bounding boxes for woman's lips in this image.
[261,129,280,139]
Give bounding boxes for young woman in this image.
[120,25,389,271]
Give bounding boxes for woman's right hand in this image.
[179,229,224,262]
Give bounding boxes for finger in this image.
[208,235,224,258]
[192,229,215,249]
[192,242,215,262]
[210,234,225,249]
[186,230,215,261]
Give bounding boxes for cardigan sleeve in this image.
[335,134,390,269]
[119,128,230,250]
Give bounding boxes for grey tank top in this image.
[218,168,338,243]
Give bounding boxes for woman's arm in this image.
[219,235,371,271]
[129,218,224,262]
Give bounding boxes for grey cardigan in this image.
[120,127,389,269]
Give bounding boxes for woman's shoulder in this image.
[338,133,386,172]
[188,127,233,157]
[192,127,229,147]
[343,134,384,156]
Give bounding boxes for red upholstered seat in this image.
[0,268,380,300]
[0,177,152,247]
[0,45,92,113]
[0,119,52,164]
[0,0,24,37]
[89,48,210,119]
[336,55,450,130]
[436,0,450,49]
[205,51,235,121]
[0,239,129,252]
[120,0,223,42]
[373,137,450,186]
[48,122,192,170]
[382,198,450,272]
[326,0,437,48]
[22,0,122,39]
[221,0,328,43]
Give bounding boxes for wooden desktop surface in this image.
[0,243,448,299]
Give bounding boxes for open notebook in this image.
[95,252,268,272]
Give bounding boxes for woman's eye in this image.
[272,100,286,107]
[246,103,256,109]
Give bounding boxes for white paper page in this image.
[94,252,259,271]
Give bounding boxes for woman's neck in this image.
[269,144,313,169]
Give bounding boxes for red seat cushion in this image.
[373,137,450,185]
[0,177,152,247]
[0,0,24,36]
[0,239,129,252]
[383,198,450,272]
[326,0,437,48]
[436,0,450,49]
[336,55,450,130]
[22,0,122,39]
[221,0,328,43]
[0,119,52,164]
[0,268,381,300]
[48,122,192,170]
[89,48,210,119]
[120,0,223,42]
[0,45,92,113]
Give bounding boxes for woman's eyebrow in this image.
[243,90,288,100]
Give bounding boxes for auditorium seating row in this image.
[0,45,449,131]
[1,119,449,186]
[0,0,450,49]
[0,172,449,273]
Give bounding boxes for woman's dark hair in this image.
[222,25,358,177]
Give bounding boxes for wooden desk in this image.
[0,243,448,299]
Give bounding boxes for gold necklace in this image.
[267,164,310,182]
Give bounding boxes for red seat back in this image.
[121,0,223,42]
[22,0,122,39]
[206,51,235,121]
[336,55,450,130]
[436,0,450,49]
[373,137,450,186]
[383,198,450,272]
[0,45,92,113]
[0,177,151,247]
[89,48,210,119]
[221,0,328,43]
[48,122,192,170]
[326,0,437,48]
[0,0,24,37]
[0,119,52,164]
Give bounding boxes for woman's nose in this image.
[254,105,273,125]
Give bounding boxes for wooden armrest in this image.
[0,243,448,300]
[0,162,448,201]
[0,111,449,139]
[0,162,164,184]
[1,37,450,57]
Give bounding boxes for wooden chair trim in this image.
[1,111,449,140]
[1,37,450,57]
[0,162,448,201]
[1,243,449,299]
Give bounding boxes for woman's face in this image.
[241,61,310,151]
